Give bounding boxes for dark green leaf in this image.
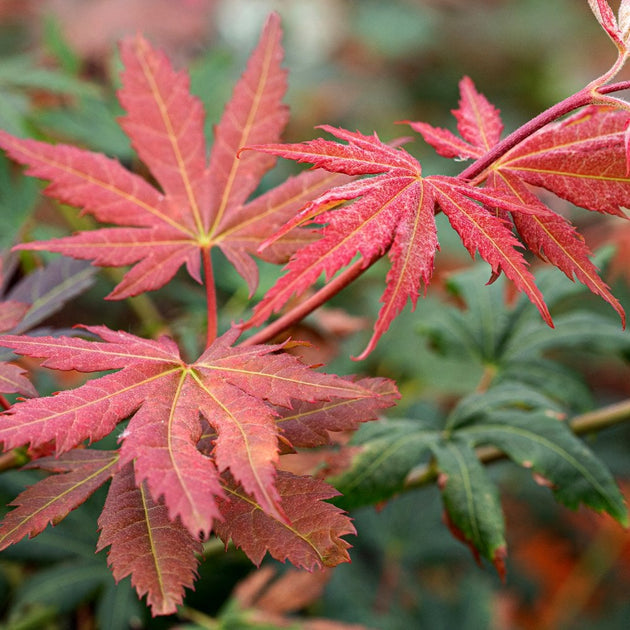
[430,436,506,573]
[502,311,630,360]
[460,410,628,525]
[494,358,594,413]
[12,560,110,614]
[330,419,438,510]
[446,381,564,430]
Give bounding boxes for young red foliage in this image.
[0,326,391,533]
[0,14,345,300]
[0,299,34,397]
[0,325,395,612]
[411,79,625,325]
[245,126,555,358]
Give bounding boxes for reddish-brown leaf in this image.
[0,14,322,298]
[0,450,118,550]
[0,326,392,537]
[409,80,626,326]
[97,463,201,616]
[496,106,630,218]
[275,377,399,448]
[214,471,355,570]
[245,126,552,357]
[0,362,37,397]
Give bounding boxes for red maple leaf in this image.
[411,78,625,323]
[0,14,345,299]
[244,125,554,358]
[0,325,396,613]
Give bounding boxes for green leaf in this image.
[330,418,439,510]
[421,266,511,363]
[502,310,630,360]
[0,152,38,248]
[95,577,144,630]
[443,266,512,360]
[446,381,565,430]
[494,358,594,413]
[460,409,628,525]
[0,55,98,99]
[430,436,506,574]
[37,97,133,160]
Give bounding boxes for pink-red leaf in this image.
[214,471,355,570]
[245,127,437,356]
[496,106,630,218]
[0,15,312,298]
[453,76,503,152]
[97,463,201,616]
[408,76,502,159]
[429,176,552,325]
[497,172,625,324]
[246,125,556,355]
[0,450,118,551]
[409,80,626,325]
[0,326,391,536]
[589,0,627,49]
[207,12,288,232]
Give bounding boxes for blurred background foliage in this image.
[0,1,629,628]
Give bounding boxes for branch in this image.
[241,258,369,347]
[404,398,630,489]
[458,80,630,184]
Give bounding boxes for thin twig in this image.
[404,398,630,489]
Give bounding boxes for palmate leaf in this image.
[246,126,553,358]
[0,326,390,536]
[97,462,201,616]
[456,409,628,525]
[333,260,628,569]
[214,471,356,570]
[0,325,394,614]
[411,79,626,326]
[0,14,342,299]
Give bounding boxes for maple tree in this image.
[0,1,629,624]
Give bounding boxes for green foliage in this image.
[332,261,629,567]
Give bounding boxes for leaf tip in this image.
[492,545,508,582]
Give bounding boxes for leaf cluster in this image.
[331,260,630,572]
[0,2,628,622]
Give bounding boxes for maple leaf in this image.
[0,449,119,551]
[0,14,342,299]
[214,471,355,570]
[589,0,630,51]
[97,462,202,616]
[0,326,392,538]
[244,125,553,358]
[410,79,626,326]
